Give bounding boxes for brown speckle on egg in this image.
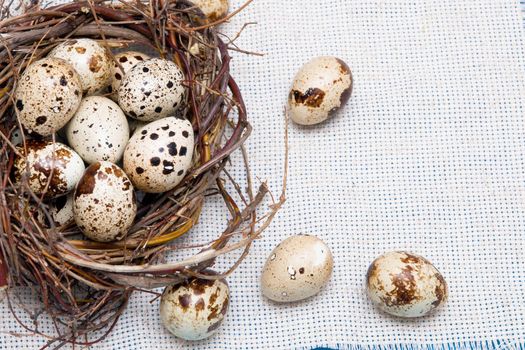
[366,251,448,318]
[49,38,112,94]
[123,117,194,193]
[160,273,229,340]
[288,56,353,125]
[14,58,82,136]
[73,161,136,242]
[118,58,185,121]
[15,141,85,198]
[261,235,333,302]
[65,96,129,164]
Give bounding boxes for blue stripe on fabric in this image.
[311,340,525,350]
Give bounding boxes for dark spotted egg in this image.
[108,51,150,98]
[261,234,334,302]
[14,140,85,198]
[160,275,229,340]
[14,57,82,136]
[117,58,185,121]
[123,117,194,193]
[288,56,353,125]
[65,96,129,164]
[49,38,112,95]
[73,161,136,242]
[366,251,448,318]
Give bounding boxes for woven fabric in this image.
[2,0,525,349]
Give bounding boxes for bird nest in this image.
[0,0,284,346]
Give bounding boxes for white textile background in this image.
[2,0,525,349]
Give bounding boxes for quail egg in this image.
[49,192,74,226]
[366,251,448,318]
[160,274,229,340]
[66,96,129,164]
[118,58,185,121]
[288,56,353,125]
[261,234,334,302]
[49,38,112,94]
[108,51,150,97]
[14,140,85,198]
[191,0,229,22]
[123,117,194,193]
[14,57,82,136]
[73,161,136,242]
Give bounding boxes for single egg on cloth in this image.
[66,96,129,164]
[288,56,353,125]
[14,57,82,136]
[14,140,85,198]
[191,0,229,22]
[73,161,136,242]
[160,275,229,341]
[261,234,334,302]
[49,192,74,226]
[123,117,194,193]
[49,38,112,95]
[108,51,150,98]
[366,251,448,318]
[118,58,185,121]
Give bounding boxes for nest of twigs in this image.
[0,0,283,347]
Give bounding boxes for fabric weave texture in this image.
[2,0,525,349]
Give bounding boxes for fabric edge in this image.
[310,339,525,350]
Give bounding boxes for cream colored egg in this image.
[366,251,448,318]
[14,57,82,136]
[108,51,150,98]
[73,161,136,242]
[49,38,112,94]
[261,234,334,302]
[49,192,74,226]
[288,56,353,125]
[66,96,129,164]
[160,276,229,340]
[118,58,185,121]
[123,117,194,193]
[191,0,229,22]
[15,141,85,198]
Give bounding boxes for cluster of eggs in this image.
[270,56,448,318]
[259,236,448,318]
[13,38,194,242]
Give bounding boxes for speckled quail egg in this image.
[66,96,129,164]
[366,251,448,318]
[49,192,74,226]
[73,161,136,242]
[14,57,82,136]
[14,140,85,198]
[123,117,194,193]
[108,51,150,98]
[160,275,229,340]
[191,0,229,22]
[49,38,112,94]
[288,56,353,125]
[73,161,136,241]
[261,234,334,302]
[118,58,185,121]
